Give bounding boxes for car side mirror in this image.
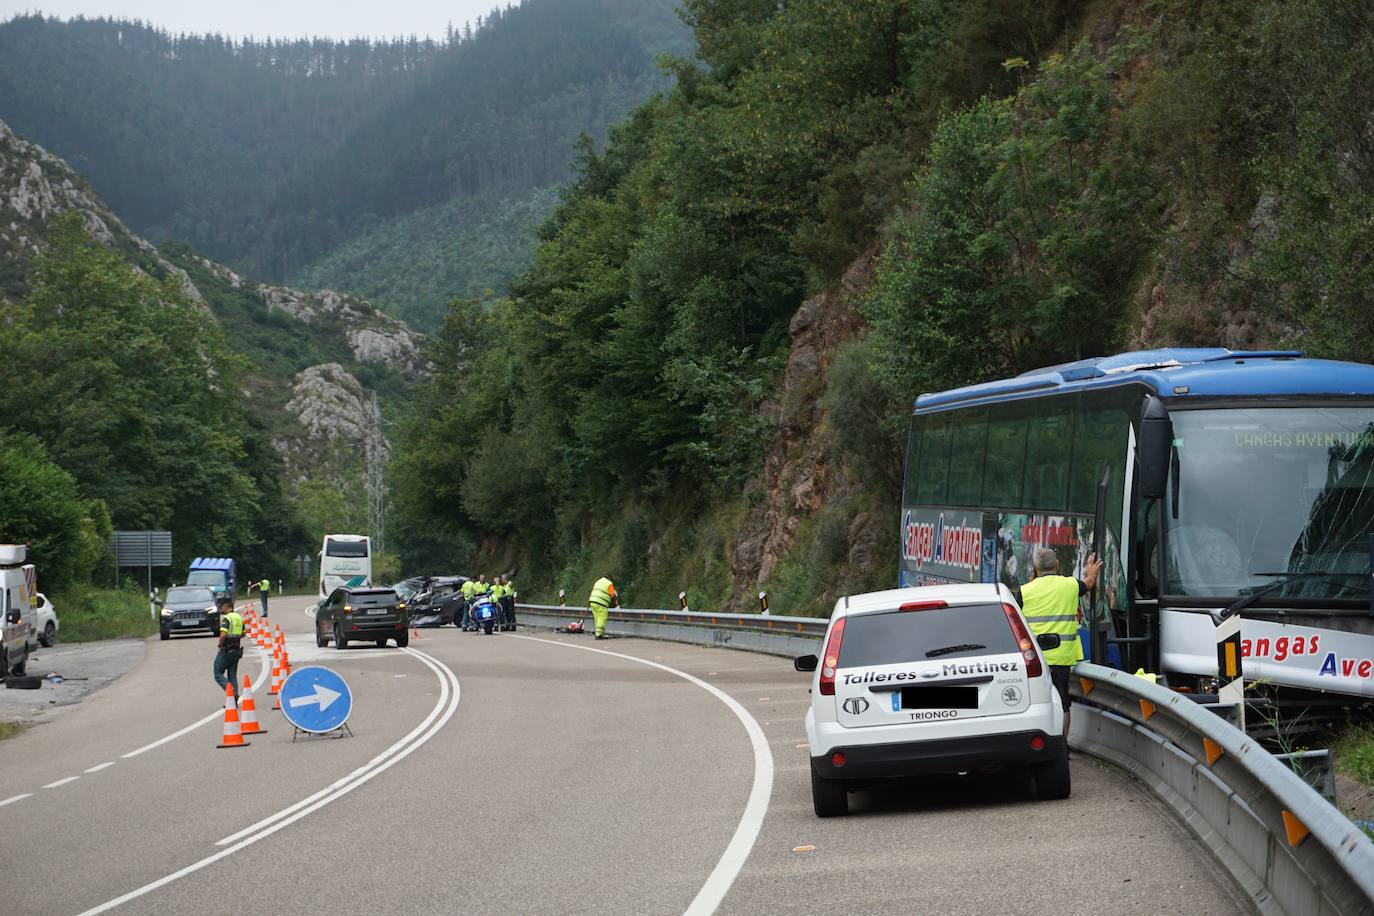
[1036,633,1061,650]
[794,654,818,672]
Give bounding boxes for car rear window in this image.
[350,591,397,607]
[837,604,1017,667]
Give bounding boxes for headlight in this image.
[160,608,173,617]
[206,606,217,614]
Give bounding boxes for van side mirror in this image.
[794,654,818,672]
[1138,395,1173,500]
[1036,633,1061,650]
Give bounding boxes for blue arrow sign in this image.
[279,666,353,734]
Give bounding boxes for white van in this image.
[0,544,36,677]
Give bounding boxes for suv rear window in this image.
[350,591,397,607]
[838,604,1017,667]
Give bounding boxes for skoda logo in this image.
[842,697,870,715]
[1002,686,1021,706]
[920,669,940,679]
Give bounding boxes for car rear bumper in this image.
[341,617,407,635]
[810,729,1066,780]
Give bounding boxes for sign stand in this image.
[291,721,353,743]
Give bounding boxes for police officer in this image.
[460,577,478,630]
[212,596,246,702]
[495,574,516,631]
[588,575,618,640]
[1014,548,1102,738]
[256,577,272,618]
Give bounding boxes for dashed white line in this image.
[0,793,33,807]
[511,634,774,916]
[84,762,116,774]
[78,646,461,915]
[43,776,79,789]
[121,651,271,759]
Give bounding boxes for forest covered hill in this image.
[0,0,690,329]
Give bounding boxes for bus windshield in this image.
[1166,406,1374,601]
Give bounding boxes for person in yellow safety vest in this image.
[256,577,271,618]
[1013,547,1103,739]
[588,576,618,640]
[212,595,245,702]
[460,577,479,630]
[474,574,491,598]
[494,575,517,631]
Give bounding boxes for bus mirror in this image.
[1138,396,1173,500]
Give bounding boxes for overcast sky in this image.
[0,1,515,40]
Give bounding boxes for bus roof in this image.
[913,349,1374,412]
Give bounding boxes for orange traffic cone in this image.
[240,674,267,734]
[217,682,250,748]
[269,649,282,695]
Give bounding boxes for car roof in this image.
[832,583,1014,619]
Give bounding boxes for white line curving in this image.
[78,646,461,915]
[510,634,774,916]
[0,793,33,807]
[42,776,79,789]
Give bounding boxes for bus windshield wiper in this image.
[1219,572,1366,619]
[925,643,986,658]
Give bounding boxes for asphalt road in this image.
[0,595,1250,915]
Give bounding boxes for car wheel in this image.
[41,621,56,648]
[375,638,388,648]
[334,622,349,650]
[810,759,848,817]
[316,623,327,648]
[160,629,170,641]
[396,630,410,648]
[5,674,41,690]
[1033,744,1071,800]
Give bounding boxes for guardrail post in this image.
[758,591,769,615]
[558,589,565,607]
[1216,613,1244,729]
[679,591,688,611]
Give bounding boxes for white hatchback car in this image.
[796,583,1069,817]
[33,592,58,648]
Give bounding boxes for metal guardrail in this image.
[1070,662,1374,915]
[515,603,825,657]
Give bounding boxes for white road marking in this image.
[43,776,79,789]
[121,651,271,759]
[0,793,32,807]
[79,646,461,915]
[512,635,775,916]
[84,762,116,773]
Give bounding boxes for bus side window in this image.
[1024,401,1072,510]
[984,405,1026,506]
[947,409,988,506]
[916,413,953,505]
[903,421,923,507]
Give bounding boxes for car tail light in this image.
[397,602,407,610]
[1002,603,1042,679]
[899,599,948,612]
[818,617,846,696]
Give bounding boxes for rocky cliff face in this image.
[0,117,425,485]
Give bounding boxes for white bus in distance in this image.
[319,534,372,598]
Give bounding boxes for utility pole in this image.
[365,390,387,557]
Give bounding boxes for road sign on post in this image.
[280,666,353,738]
[113,530,172,594]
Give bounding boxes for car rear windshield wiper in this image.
[1219,571,1367,620]
[925,643,986,658]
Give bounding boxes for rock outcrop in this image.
[260,283,428,378]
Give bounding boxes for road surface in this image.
[0,595,1248,914]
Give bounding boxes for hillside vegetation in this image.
[392,0,1374,613]
[0,1,690,329]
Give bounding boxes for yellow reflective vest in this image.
[589,577,615,608]
[1018,574,1083,666]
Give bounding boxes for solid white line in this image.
[43,776,79,789]
[0,793,32,807]
[78,646,460,916]
[121,652,271,759]
[84,762,116,774]
[510,635,774,916]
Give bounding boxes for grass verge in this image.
[50,585,159,642]
[0,721,24,741]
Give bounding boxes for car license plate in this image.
[178,619,196,626]
[366,608,388,615]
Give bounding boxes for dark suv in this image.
[316,587,409,649]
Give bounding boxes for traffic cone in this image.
[269,650,282,695]
[240,674,267,735]
[217,682,250,748]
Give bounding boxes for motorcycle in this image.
[470,595,498,635]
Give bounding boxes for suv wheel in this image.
[160,629,170,641]
[395,630,410,648]
[334,622,349,650]
[810,759,848,817]
[315,623,328,648]
[1033,744,1071,800]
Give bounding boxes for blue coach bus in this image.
[900,349,1374,699]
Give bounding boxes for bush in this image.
[0,431,110,588]
[51,585,158,642]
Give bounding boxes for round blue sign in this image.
[279,666,353,734]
